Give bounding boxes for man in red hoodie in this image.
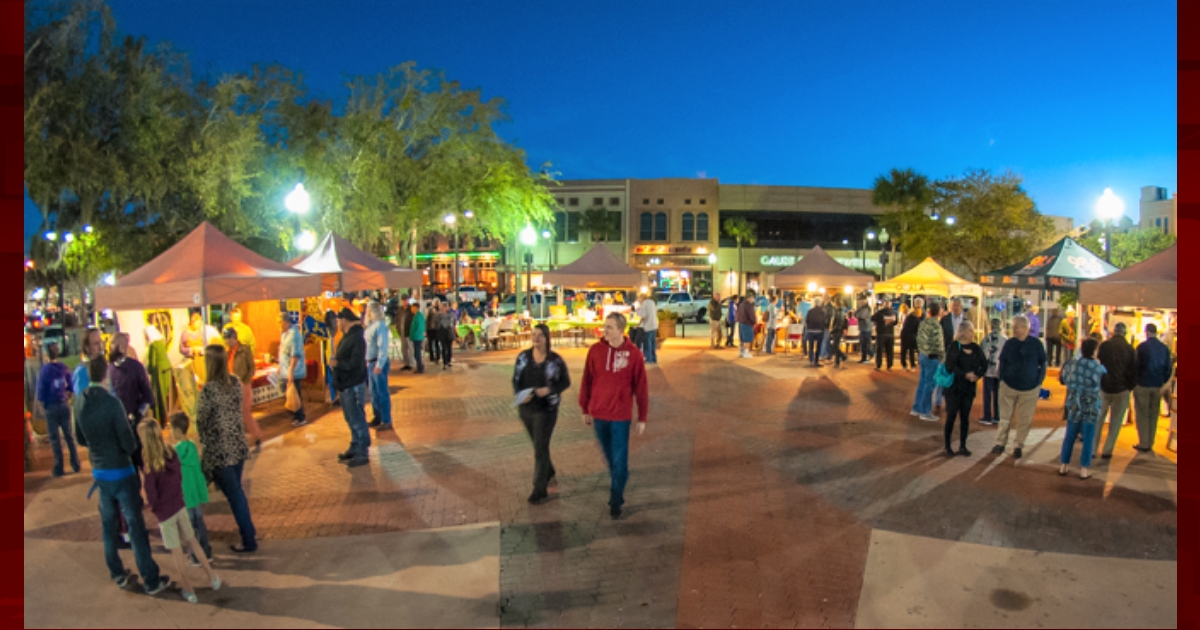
[579,312,650,520]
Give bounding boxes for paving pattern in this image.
[24,335,1178,628]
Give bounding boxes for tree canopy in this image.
[1075,224,1176,270]
[875,168,1054,278]
[24,0,556,291]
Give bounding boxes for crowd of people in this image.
[28,281,1177,604]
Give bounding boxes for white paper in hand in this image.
[514,388,534,407]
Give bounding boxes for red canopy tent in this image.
[288,232,423,293]
[95,222,323,310]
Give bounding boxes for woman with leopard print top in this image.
[197,345,257,553]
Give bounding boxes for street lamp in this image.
[520,225,538,315]
[445,214,460,299]
[285,183,311,214]
[862,230,876,272]
[285,183,311,257]
[295,230,317,252]
[1096,188,1124,264]
[945,216,956,225]
[708,253,718,294]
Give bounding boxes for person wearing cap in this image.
[1133,323,1173,453]
[330,307,370,467]
[278,313,308,427]
[224,328,261,450]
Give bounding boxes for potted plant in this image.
[657,309,679,340]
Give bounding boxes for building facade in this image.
[1139,185,1176,235]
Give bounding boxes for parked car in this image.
[456,285,488,302]
[497,293,558,318]
[653,292,706,322]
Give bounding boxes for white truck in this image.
[456,286,488,303]
[653,292,706,322]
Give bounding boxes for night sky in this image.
[25,0,1177,246]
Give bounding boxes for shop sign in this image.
[1048,277,1077,288]
[286,299,302,311]
[760,255,797,266]
[635,245,709,255]
[1025,277,1043,286]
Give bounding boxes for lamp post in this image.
[708,253,718,295]
[861,230,876,272]
[878,228,890,281]
[1096,188,1124,264]
[43,231,68,324]
[444,214,459,300]
[285,183,311,257]
[520,225,538,316]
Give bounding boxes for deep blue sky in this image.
[25,0,1177,246]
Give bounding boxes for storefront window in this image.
[697,213,710,241]
[682,213,695,241]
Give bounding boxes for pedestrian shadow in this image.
[204,582,498,628]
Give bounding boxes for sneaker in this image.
[991,445,1005,455]
[910,411,921,417]
[377,423,393,431]
[182,590,198,604]
[943,448,956,457]
[346,455,369,468]
[400,366,413,372]
[978,418,993,425]
[367,419,382,428]
[919,414,939,422]
[958,447,972,457]
[1013,448,1023,459]
[211,577,223,591]
[292,418,308,427]
[337,450,354,461]
[527,490,548,505]
[610,505,622,520]
[187,555,202,567]
[145,575,171,596]
[115,569,133,589]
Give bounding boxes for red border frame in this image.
[3,0,24,626]
[1179,2,1196,627]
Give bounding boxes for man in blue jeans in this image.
[364,302,393,430]
[911,302,945,421]
[579,313,650,520]
[331,308,370,467]
[74,357,170,595]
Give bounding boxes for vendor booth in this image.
[95,222,323,419]
[1079,244,1177,451]
[288,232,423,293]
[872,257,985,334]
[771,245,876,353]
[978,236,1118,324]
[541,243,644,343]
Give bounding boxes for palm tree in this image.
[722,217,757,294]
[580,207,620,242]
[872,168,933,277]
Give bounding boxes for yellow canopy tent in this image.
[872,258,985,333]
[872,257,982,299]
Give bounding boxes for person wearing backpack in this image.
[942,321,987,457]
[911,302,944,422]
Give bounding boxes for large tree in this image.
[871,167,933,276]
[1076,225,1176,269]
[722,217,757,294]
[896,169,1054,278]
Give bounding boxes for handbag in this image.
[934,343,957,388]
[285,380,302,412]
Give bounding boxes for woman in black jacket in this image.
[943,320,988,457]
[512,324,572,504]
[899,298,924,372]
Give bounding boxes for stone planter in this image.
[657,320,678,339]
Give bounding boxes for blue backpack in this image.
[934,343,959,388]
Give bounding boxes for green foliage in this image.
[24,0,556,282]
[657,309,679,321]
[872,167,933,269]
[891,169,1054,278]
[581,208,621,242]
[1075,226,1176,270]
[722,217,757,294]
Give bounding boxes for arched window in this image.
[639,212,653,242]
[696,212,710,241]
[654,212,668,241]
[681,212,695,241]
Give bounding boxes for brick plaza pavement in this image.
[24,334,1177,628]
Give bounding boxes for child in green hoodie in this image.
[170,413,212,564]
